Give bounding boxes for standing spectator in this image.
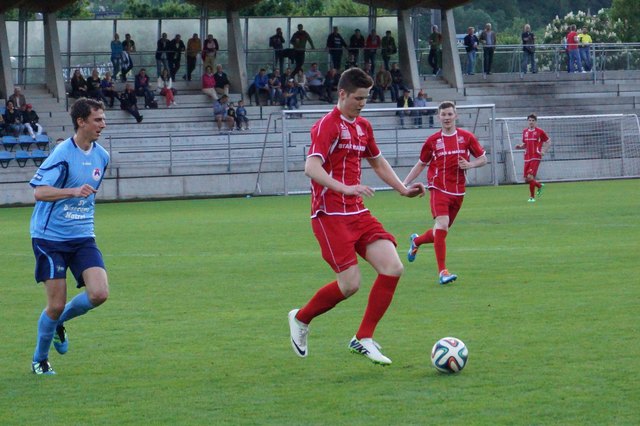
[380,30,397,71]
[521,24,537,74]
[364,29,381,68]
[100,71,117,108]
[22,104,43,138]
[214,64,231,97]
[121,34,136,82]
[202,34,219,71]
[268,69,283,105]
[479,23,496,75]
[3,100,25,137]
[294,68,309,103]
[235,99,249,130]
[283,79,299,110]
[213,95,234,132]
[463,27,479,75]
[396,89,414,127]
[28,98,110,376]
[168,34,186,81]
[389,63,408,103]
[185,33,201,81]
[157,68,177,107]
[305,62,324,98]
[403,101,487,285]
[326,26,347,71]
[253,68,272,106]
[9,86,27,110]
[119,84,143,123]
[155,33,170,78]
[201,65,218,101]
[371,64,392,103]
[287,67,425,366]
[578,27,592,72]
[70,69,88,98]
[86,69,109,105]
[110,34,123,79]
[134,68,155,108]
[349,29,365,66]
[515,113,551,202]
[290,24,315,75]
[322,68,340,103]
[269,27,286,74]
[428,25,442,75]
[567,25,583,73]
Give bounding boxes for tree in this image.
[610,0,640,41]
[542,9,624,44]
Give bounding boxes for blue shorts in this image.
[32,238,105,288]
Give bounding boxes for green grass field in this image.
[1,180,639,425]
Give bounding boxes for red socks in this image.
[414,228,434,246]
[296,281,345,324]
[434,228,448,273]
[356,274,400,339]
[529,180,541,197]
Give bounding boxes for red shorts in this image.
[312,211,396,273]
[429,188,464,227]
[523,159,541,178]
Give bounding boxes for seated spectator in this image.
[22,104,43,139]
[70,69,88,98]
[371,64,392,103]
[8,86,27,110]
[157,68,177,107]
[214,65,231,97]
[213,94,235,132]
[396,89,415,127]
[293,68,309,104]
[101,71,118,107]
[281,67,294,86]
[3,100,26,137]
[412,90,434,127]
[118,84,143,123]
[87,69,109,104]
[202,65,218,101]
[322,68,340,103]
[362,61,374,78]
[135,68,156,108]
[269,69,283,105]
[283,79,299,110]
[389,62,409,103]
[345,54,357,70]
[235,99,249,130]
[305,63,324,98]
[253,68,272,106]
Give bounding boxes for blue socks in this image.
[33,310,57,363]
[58,292,94,325]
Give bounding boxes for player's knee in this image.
[47,302,65,319]
[88,287,109,306]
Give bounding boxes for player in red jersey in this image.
[403,101,487,285]
[288,67,425,366]
[515,113,551,202]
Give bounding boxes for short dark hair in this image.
[527,113,537,121]
[337,67,373,94]
[70,98,105,131]
[438,101,456,113]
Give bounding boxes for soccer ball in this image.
[431,337,468,373]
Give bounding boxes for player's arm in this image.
[402,160,427,187]
[305,155,374,197]
[368,156,425,198]
[34,184,96,202]
[541,139,551,155]
[458,154,487,170]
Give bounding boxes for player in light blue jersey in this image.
[30,98,110,375]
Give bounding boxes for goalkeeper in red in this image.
[515,113,551,202]
[403,101,487,285]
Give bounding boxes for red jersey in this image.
[419,128,486,196]
[567,31,578,50]
[521,127,549,162]
[308,107,381,217]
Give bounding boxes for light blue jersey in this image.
[30,138,109,241]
